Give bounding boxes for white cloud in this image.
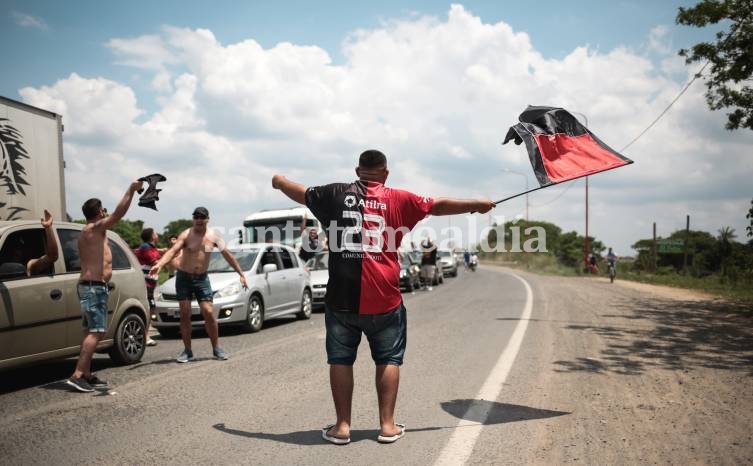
[12,11,48,30]
[648,25,672,55]
[107,33,177,71]
[18,5,753,254]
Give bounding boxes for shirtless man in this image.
[66,180,143,393]
[150,207,248,362]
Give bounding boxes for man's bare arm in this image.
[272,175,306,205]
[150,233,186,275]
[431,198,495,216]
[97,180,143,230]
[27,209,59,275]
[220,248,249,289]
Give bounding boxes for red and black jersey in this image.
[305,180,433,315]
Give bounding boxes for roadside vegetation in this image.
[477,219,753,305]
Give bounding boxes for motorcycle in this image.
[469,255,478,272]
[607,261,616,283]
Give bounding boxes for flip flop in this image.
[377,423,405,443]
[321,424,350,445]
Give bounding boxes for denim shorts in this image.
[175,271,213,302]
[325,303,407,366]
[77,282,109,333]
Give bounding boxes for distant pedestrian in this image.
[66,180,143,393]
[149,207,248,362]
[420,237,438,290]
[134,227,166,347]
[272,149,494,444]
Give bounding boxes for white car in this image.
[304,252,328,309]
[153,243,311,335]
[437,249,458,277]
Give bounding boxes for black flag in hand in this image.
[137,173,167,210]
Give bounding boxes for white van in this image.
[241,207,321,250]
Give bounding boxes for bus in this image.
[241,206,321,250]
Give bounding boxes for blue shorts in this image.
[77,282,109,333]
[175,271,213,302]
[325,303,407,366]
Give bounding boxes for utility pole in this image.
[683,215,690,274]
[571,111,590,273]
[501,168,529,267]
[585,176,589,271]
[652,222,657,273]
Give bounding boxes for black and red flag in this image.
[498,105,633,203]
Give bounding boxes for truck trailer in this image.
[0,95,66,221]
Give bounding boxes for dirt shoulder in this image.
[592,276,718,302]
[495,268,753,465]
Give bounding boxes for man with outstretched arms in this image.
[150,207,248,363]
[272,149,495,445]
[66,180,143,393]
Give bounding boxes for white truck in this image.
[241,206,320,250]
[0,95,66,221]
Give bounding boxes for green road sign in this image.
[656,239,684,254]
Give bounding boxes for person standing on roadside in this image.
[420,237,438,290]
[134,228,167,347]
[66,180,143,393]
[149,207,248,363]
[272,149,495,445]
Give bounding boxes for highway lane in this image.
[0,265,533,465]
[3,265,751,465]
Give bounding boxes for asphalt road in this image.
[1,265,751,465]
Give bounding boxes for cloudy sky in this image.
[2,0,751,255]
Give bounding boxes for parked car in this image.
[153,243,312,335]
[0,220,150,371]
[305,252,328,309]
[399,253,421,291]
[408,250,444,286]
[437,249,458,277]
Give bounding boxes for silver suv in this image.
[0,220,150,371]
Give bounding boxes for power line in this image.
[618,61,709,153]
[619,15,747,153]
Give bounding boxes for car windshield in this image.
[207,250,258,273]
[438,250,452,257]
[400,256,413,267]
[306,253,328,270]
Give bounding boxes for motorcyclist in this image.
[469,252,478,271]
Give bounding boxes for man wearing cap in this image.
[150,207,248,362]
[272,149,495,444]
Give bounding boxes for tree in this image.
[677,0,753,130]
[747,198,753,238]
[717,225,737,277]
[110,219,144,249]
[161,219,193,247]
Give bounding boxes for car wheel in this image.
[297,289,312,320]
[108,312,146,365]
[156,327,180,338]
[243,295,264,333]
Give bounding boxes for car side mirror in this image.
[262,263,278,274]
[0,262,27,280]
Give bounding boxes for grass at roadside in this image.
[480,253,753,307]
[618,271,753,305]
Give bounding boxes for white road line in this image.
[433,272,534,466]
